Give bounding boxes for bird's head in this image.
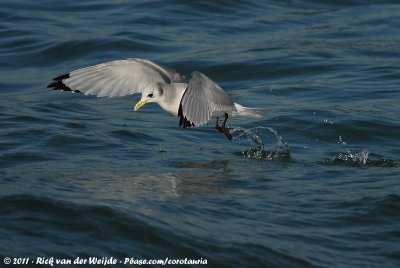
[134,84,164,111]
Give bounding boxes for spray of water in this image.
[329,136,370,166]
[328,136,399,167]
[230,126,290,160]
[334,148,370,166]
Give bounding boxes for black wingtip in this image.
[53,73,70,81]
[47,72,79,92]
[178,102,195,128]
[180,117,195,128]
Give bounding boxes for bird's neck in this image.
[158,83,188,116]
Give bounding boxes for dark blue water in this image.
[1,1,399,267]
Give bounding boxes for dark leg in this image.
[215,113,232,141]
[222,113,228,129]
[222,113,232,141]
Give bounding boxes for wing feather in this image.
[47,58,184,97]
[180,71,237,126]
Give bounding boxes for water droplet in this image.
[231,126,290,160]
[330,148,370,166]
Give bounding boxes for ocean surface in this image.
[1,0,399,267]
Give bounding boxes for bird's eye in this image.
[147,93,154,98]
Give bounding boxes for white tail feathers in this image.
[234,103,263,118]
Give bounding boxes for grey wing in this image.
[47,58,185,97]
[179,71,237,127]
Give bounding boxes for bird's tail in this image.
[234,103,264,118]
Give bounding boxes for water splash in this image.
[333,148,370,166]
[230,126,290,161]
[329,149,400,167]
[328,136,399,167]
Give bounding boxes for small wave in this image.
[0,194,188,256]
[108,129,161,142]
[334,194,400,227]
[0,151,50,168]
[231,126,290,161]
[0,194,317,267]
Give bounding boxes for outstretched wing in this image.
[179,71,237,127]
[47,58,184,97]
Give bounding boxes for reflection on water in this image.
[39,160,235,207]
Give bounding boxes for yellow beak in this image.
[134,100,147,111]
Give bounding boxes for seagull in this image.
[47,58,261,140]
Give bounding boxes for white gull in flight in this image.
[47,58,262,140]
